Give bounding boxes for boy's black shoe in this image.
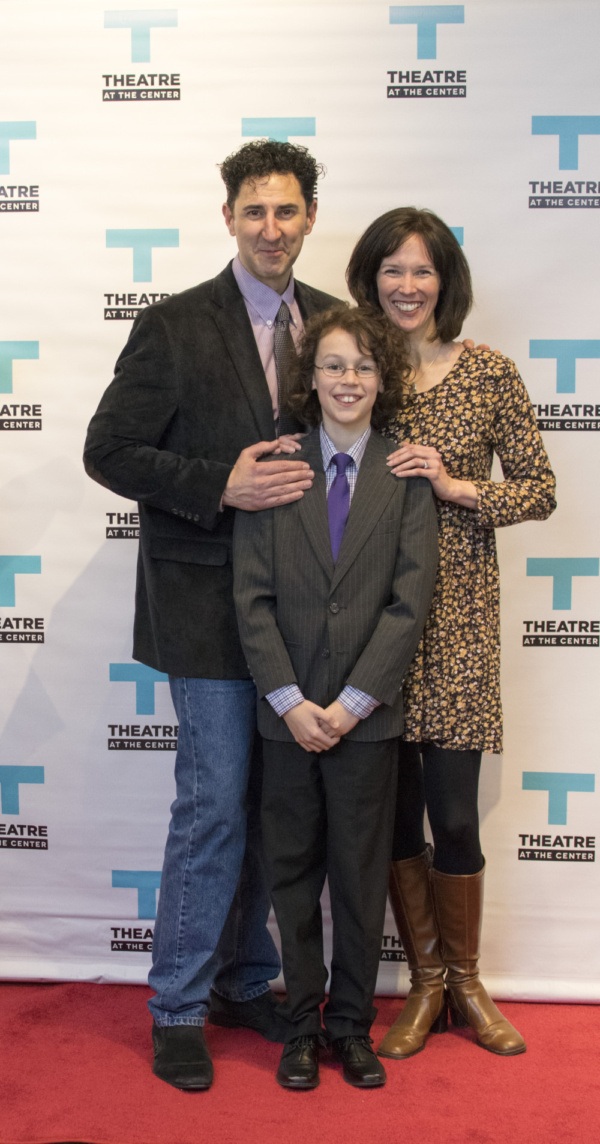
[208,988,288,1042]
[276,1035,321,1089]
[152,1023,213,1090]
[332,1036,387,1087]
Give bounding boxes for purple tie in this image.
[328,453,352,562]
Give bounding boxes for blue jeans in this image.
[147,677,281,1027]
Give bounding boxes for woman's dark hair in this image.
[219,140,323,210]
[346,207,473,343]
[286,305,413,430]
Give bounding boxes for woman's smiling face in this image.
[376,233,441,340]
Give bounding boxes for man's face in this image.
[223,172,317,292]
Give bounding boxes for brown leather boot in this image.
[377,849,447,1060]
[431,864,526,1056]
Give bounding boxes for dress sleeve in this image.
[471,358,557,528]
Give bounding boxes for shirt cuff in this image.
[338,686,380,720]
[266,684,305,717]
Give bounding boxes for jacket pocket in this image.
[372,515,403,536]
[149,536,229,565]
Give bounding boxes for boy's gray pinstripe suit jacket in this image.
[233,428,439,742]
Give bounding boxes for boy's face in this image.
[312,328,382,439]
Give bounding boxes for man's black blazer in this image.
[233,430,439,742]
[83,262,339,678]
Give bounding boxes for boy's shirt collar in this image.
[319,424,371,471]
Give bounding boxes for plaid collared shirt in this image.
[320,423,371,498]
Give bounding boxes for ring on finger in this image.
[422,460,428,470]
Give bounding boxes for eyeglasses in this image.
[314,363,378,379]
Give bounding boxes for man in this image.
[84,140,339,1090]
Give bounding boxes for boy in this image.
[233,307,438,1089]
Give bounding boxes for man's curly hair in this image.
[219,140,323,210]
[286,306,413,430]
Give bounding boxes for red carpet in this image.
[0,983,598,1144]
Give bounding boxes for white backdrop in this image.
[0,0,598,1001]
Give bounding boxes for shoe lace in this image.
[290,1033,328,1050]
[335,1035,374,1051]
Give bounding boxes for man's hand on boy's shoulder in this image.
[283,700,341,753]
[320,700,360,738]
[222,438,314,512]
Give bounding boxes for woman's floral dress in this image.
[385,349,556,753]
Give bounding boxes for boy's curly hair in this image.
[286,305,413,430]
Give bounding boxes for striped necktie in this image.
[273,300,296,432]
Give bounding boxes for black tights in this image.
[391,740,484,875]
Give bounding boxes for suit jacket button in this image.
[322,649,330,659]
[172,508,178,514]
[193,514,199,522]
[186,513,192,520]
[329,602,340,614]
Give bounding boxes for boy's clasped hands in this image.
[282,698,359,753]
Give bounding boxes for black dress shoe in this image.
[208,988,289,1043]
[152,1023,213,1091]
[332,1036,387,1088]
[276,1035,321,1089]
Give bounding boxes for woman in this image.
[346,208,556,1060]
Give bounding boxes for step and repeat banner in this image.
[0,0,598,1001]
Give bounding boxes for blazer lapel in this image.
[297,432,335,579]
[210,264,276,441]
[295,279,321,321]
[278,277,321,434]
[331,433,399,591]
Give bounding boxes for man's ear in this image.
[222,202,235,236]
[305,198,318,235]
